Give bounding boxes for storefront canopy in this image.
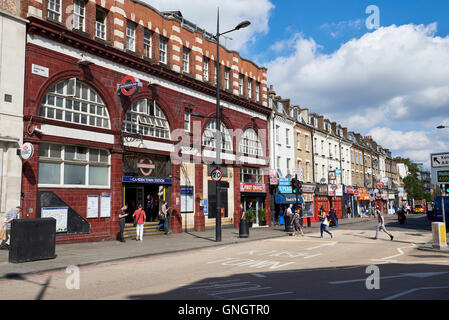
[275,193,304,204]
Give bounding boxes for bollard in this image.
[432,222,447,250]
[239,219,249,238]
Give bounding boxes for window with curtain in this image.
[123,99,170,139]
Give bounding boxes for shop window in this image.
[38,143,110,187]
[239,128,262,156]
[123,99,170,139]
[40,78,110,129]
[202,120,233,151]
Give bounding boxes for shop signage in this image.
[376,181,384,188]
[270,170,278,185]
[137,157,155,176]
[293,168,303,179]
[118,75,142,96]
[240,183,265,193]
[345,186,355,194]
[122,176,172,184]
[278,185,292,194]
[301,184,316,193]
[388,194,396,200]
[279,178,290,186]
[20,142,34,160]
[328,184,343,197]
[302,194,314,202]
[315,184,328,195]
[275,193,304,204]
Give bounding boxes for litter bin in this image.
[284,215,293,232]
[239,219,249,238]
[9,218,56,263]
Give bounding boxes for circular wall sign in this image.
[20,143,34,160]
[211,168,223,182]
[119,75,141,96]
[137,157,155,176]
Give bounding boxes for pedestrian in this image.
[156,201,170,234]
[346,204,352,219]
[290,208,304,237]
[286,204,293,216]
[146,195,154,222]
[118,204,129,242]
[132,204,146,241]
[319,207,333,239]
[329,208,338,227]
[1,206,22,247]
[374,206,394,241]
[240,203,246,220]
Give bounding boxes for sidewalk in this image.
[0,216,375,278]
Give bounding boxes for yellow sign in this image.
[441,225,446,244]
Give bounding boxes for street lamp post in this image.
[192,11,250,242]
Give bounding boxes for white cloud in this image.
[141,0,274,53]
[266,23,449,166]
[320,19,363,39]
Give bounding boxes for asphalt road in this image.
[0,215,448,300]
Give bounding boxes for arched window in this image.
[40,78,110,129]
[202,120,232,151]
[239,128,262,156]
[123,99,170,139]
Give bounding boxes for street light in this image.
[211,10,250,242]
[191,12,250,242]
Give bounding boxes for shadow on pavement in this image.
[127,262,449,300]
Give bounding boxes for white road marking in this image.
[251,273,267,278]
[382,286,449,300]
[201,246,230,252]
[371,243,417,262]
[228,291,294,300]
[304,254,321,259]
[306,242,338,251]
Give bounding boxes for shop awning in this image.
[275,193,304,204]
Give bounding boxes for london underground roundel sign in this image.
[119,75,141,96]
[20,143,34,160]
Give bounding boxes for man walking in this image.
[1,206,22,247]
[118,204,128,242]
[374,206,394,241]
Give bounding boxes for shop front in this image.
[328,184,344,218]
[314,184,330,219]
[240,166,268,224]
[344,186,356,218]
[301,183,316,223]
[122,152,172,223]
[357,188,370,216]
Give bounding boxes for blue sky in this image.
[144,0,449,169]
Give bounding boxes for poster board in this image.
[180,186,194,213]
[302,202,314,218]
[41,207,68,233]
[100,195,111,218]
[87,196,99,218]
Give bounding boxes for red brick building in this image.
[20,0,271,243]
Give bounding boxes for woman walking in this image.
[132,204,146,241]
[291,208,304,237]
[319,207,333,239]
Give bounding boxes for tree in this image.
[394,157,426,200]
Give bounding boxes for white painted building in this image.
[0,8,27,222]
[268,93,295,180]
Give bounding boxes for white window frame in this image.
[248,78,252,99]
[275,125,280,144]
[47,0,62,22]
[255,82,260,102]
[296,131,301,149]
[239,128,262,156]
[159,37,168,64]
[126,21,136,52]
[73,0,86,31]
[144,29,152,59]
[286,128,290,146]
[202,120,233,151]
[184,109,191,132]
[95,9,107,40]
[305,134,309,152]
[239,74,244,96]
[224,68,230,90]
[182,47,190,73]
[38,143,111,189]
[203,57,209,81]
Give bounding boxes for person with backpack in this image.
[132,204,146,241]
[156,201,170,234]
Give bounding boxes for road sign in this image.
[437,170,449,183]
[211,168,223,182]
[431,153,449,168]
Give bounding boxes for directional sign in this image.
[431,153,449,168]
[211,168,223,182]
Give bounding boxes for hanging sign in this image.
[118,75,142,96]
[20,143,34,160]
